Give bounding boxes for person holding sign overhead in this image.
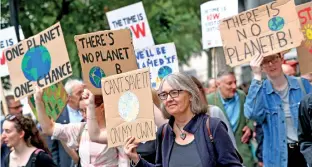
[124,72,242,167]
[245,53,311,167]
[34,86,129,167]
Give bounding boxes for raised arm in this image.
[34,86,55,136]
[244,55,266,123]
[81,89,108,144]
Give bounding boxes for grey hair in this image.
[217,66,234,79]
[64,79,83,95]
[158,72,208,119]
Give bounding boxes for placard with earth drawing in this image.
[28,82,67,121]
[219,0,303,67]
[135,43,179,89]
[101,68,156,148]
[296,2,312,75]
[3,22,72,100]
[74,29,138,95]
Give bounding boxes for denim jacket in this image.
[244,76,311,167]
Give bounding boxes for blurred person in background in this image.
[205,78,217,94]
[207,68,255,167]
[282,64,296,76]
[191,76,237,149]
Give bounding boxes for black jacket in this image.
[298,94,312,166]
[135,114,242,167]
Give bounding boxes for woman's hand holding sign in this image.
[124,136,140,165]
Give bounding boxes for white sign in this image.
[106,2,154,49]
[0,27,25,77]
[135,43,179,89]
[201,0,238,49]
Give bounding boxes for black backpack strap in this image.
[30,149,44,167]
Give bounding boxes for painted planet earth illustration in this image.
[268,16,285,31]
[158,66,173,80]
[118,91,140,122]
[89,66,105,88]
[22,46,51,81]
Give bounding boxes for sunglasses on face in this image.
[8,104,23,110]
[158,90,184,100]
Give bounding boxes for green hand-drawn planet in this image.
[118,91,140,122]
[89,66,105,88]
[22,46,51,81]
[268,16,285,31]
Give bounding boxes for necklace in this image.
[176,124,186,140]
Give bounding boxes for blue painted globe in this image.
[22,46,51,81]
[158,66,173,79]
[89,66,105,88]
[268,16,285,31]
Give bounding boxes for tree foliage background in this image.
[1,0,207,78]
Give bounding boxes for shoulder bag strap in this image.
[297,77,307,96]
[206,117,243,164]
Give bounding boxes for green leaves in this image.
[1,0,206,77]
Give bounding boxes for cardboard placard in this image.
[135,43,179,89]
[296,2,312,75]
[106,2,154,49]
[3,22,72,100]
[0,26,25,77]
[219,0,303,67]
[28,82,67,121]
[74,29,138,95]
[201,0,238,49]
[101,68,156,148]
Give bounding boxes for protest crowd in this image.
[1,0,312,167]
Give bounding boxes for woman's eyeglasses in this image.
[158,90,183,100]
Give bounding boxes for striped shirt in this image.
[52,122,129,167]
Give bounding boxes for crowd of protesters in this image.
[1,52,312,167]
